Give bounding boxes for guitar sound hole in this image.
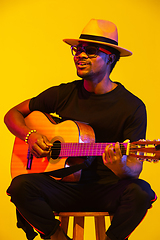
[50,140,61,159]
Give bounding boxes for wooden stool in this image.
[58,212,113,240]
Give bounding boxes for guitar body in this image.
[11,111,160,182]
[11,111,95,182]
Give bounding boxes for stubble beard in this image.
[77,69,94,80]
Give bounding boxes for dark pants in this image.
[7,173,156,240]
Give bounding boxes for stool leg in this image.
[95,216,106,240]
[110,215,113,222]
[73,216,84,240]
[59,216,69,235]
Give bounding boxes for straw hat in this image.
[63,19,132,57]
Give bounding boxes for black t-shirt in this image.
[29,80,147,184]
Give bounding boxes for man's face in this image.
[73,43,110,80]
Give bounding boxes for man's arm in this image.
[4,99,32,140]
[4,99,52,158]
[102,142,143,179]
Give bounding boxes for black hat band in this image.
[79,34,118,46]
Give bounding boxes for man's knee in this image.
[7,174,32,203]
[123,182,151,211]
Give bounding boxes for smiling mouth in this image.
[76,62,89,68]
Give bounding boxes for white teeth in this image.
[78,63,86,66]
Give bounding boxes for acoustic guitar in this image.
[11,111,160,181]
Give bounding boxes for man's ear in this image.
[108,54,116,64]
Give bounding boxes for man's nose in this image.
[76,51,88,58]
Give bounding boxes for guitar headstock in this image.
[129,139,160,163]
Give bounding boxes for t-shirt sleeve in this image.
[29,86,59,113]
[123,103,147,142]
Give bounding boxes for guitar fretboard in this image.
[56,142,128,157]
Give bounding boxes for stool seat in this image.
[57,212,113,240]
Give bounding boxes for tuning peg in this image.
[153,159,159,163]
[146,159,152,162]
[138,158,145,162]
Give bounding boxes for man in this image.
[5,19,156,240]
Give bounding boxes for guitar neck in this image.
[58,142,128,157]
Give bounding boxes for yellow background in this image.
[0,0,160,239]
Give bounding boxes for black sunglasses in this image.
[71,45,111,58]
